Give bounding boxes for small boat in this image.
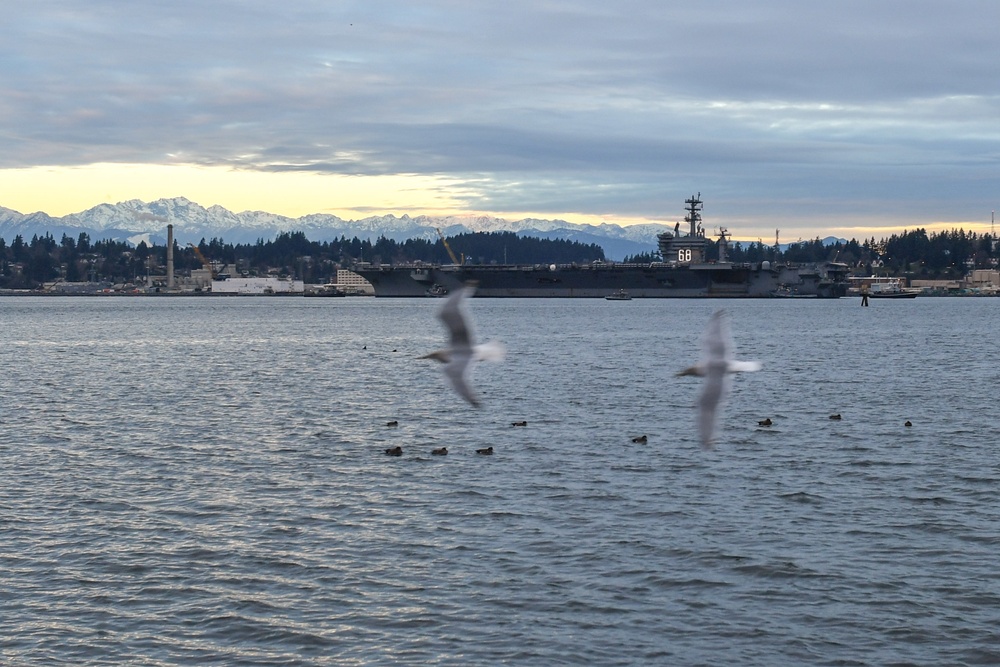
[605,289,632,301]
[853,276,919,299]
[304,285,346,297]
[770,284,817,298]
[425,283,449,298]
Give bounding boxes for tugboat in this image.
[770,284,816,298]
[850,276,919,299]
[424,283,449,297]
[605,289,632,300]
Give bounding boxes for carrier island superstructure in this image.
[353,194,849,298]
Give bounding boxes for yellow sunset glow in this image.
[1,163,474,219]
[0,162,658,228]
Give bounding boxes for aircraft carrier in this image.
[353,194,849,298]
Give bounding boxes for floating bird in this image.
[431,447,448,455]
[758,418,772,426]
[677,310,762,449]
[511,420,527,427]
[631,435,648,443]
[904,420,912,427]
[385,446,403,456]
[420,284,505,407]
[829,414,842,420]
[476,446,494,455]
[385,420,398,427]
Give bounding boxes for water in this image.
[2,296,999,665]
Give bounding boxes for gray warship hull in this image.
[354,261,848,298]
[354,194,849,298]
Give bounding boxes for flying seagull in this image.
[677,310,761,449]
[420,284,505,407]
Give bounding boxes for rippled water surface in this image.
[2,296,999,665]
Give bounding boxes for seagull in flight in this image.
[420,284,505,407]
[677,310,761,449]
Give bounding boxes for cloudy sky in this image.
[2,1,998,240]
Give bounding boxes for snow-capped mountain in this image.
[0,197,671,260]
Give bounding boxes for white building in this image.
[211,276,305,294]
[189,268,214,291]
[335,269,375,295]
[967,269,1000,291]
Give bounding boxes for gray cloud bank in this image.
[3,1,999,230]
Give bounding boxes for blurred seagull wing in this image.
[438,286,475,349]
[473,340,506,362]
[443,349,480,407]
[698,368,728,448]
[727,360,762,373]
[703,310,731,363]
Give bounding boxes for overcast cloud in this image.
[3,0,999,233]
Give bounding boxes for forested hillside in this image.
[0,230,606,289]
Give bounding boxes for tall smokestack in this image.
[166,224,175,289]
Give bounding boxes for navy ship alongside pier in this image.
[354,195,849,298]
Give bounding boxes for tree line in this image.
[623,228,998,278]
[0,230,607,289]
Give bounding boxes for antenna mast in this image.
[684,192,703,237]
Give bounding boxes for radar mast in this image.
[685,192,703,237]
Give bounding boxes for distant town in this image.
[1,226,998,296]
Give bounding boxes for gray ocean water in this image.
[2,296,999,666]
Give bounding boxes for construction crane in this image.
[435,228,463,265]
[188,243,217,278]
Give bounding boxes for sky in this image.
[2,0,998,242]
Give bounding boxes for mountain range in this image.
[0,197,674,261]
